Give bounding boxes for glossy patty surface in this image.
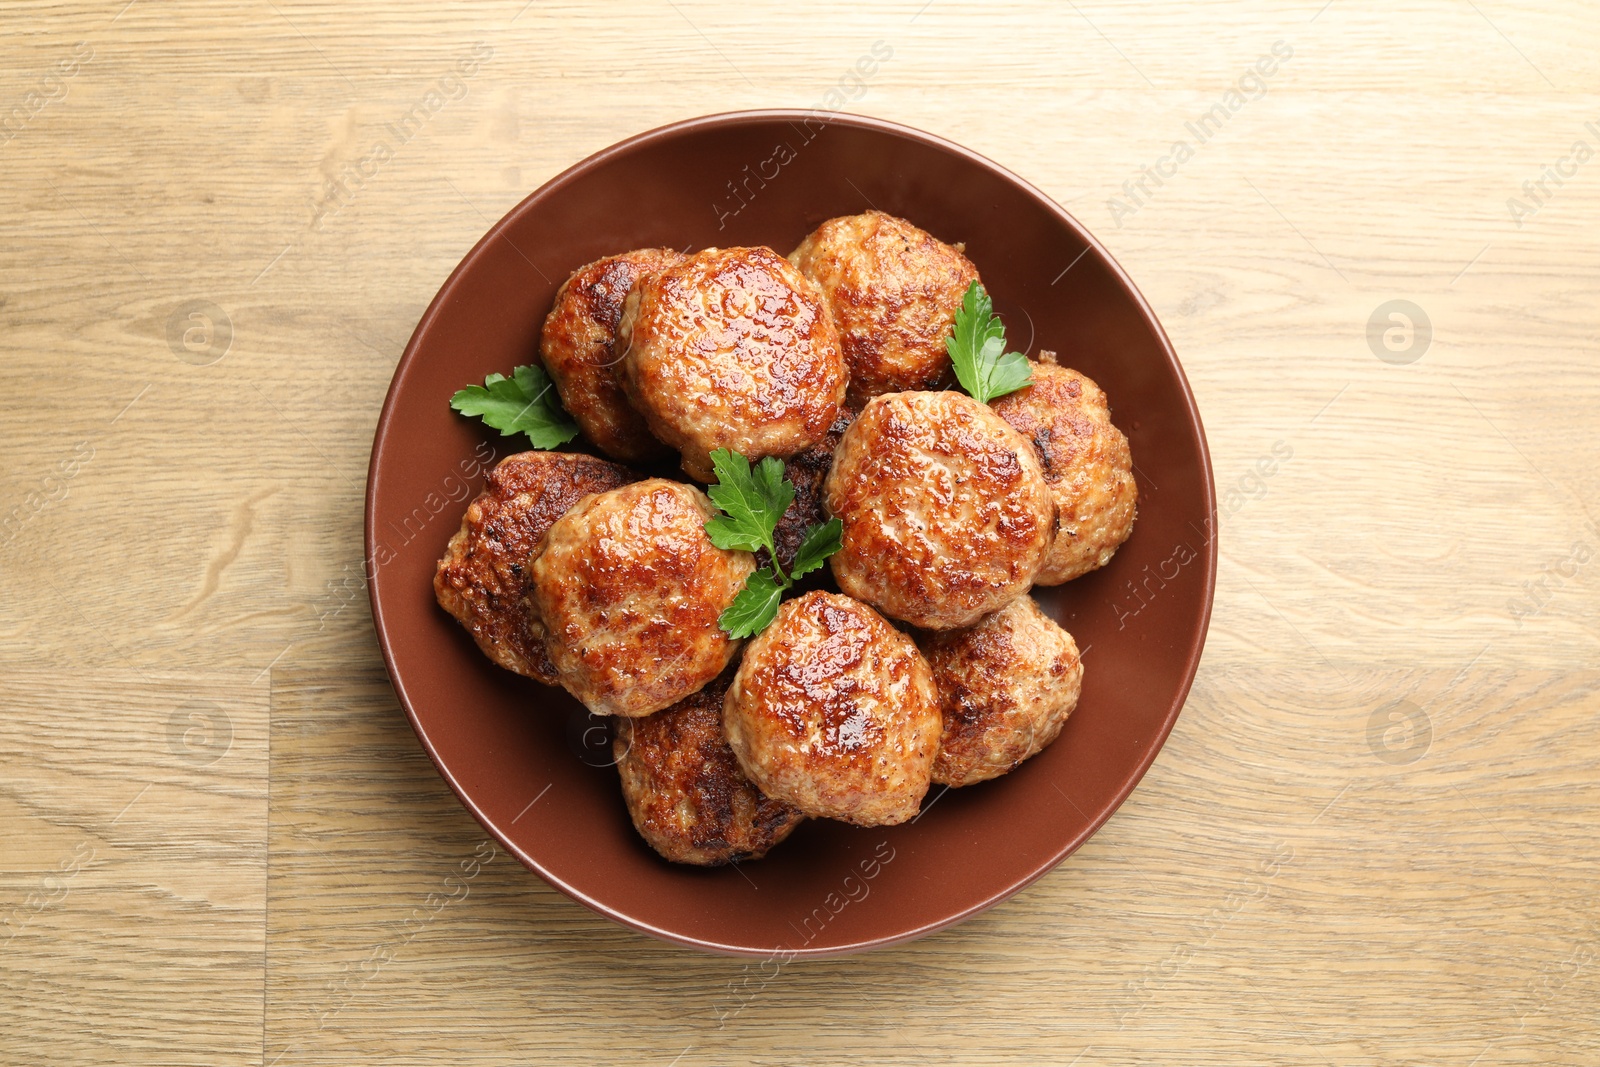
[541,248,685,462]
[824,391,1053,630]
[614,671,805,866]
[434,451,636,683]
[991,360,1137,584]
[723,592,941,827]
[922,595,1083,787]
[618,246,846,481]
[529,479,753,716]
[789,211,979,406]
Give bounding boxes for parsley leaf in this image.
[718,569,785,640]
[450,363,579,450]
[789,517,842,580]
[704,449,843,637]
[946,280,1034,404]
[703,449,793,559]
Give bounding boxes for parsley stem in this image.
[766,539,790,587]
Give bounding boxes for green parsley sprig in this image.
[450,363,579,450]
[703,448,843,639]
[946,280,1033,404]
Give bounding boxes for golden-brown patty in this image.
[824,391,1053,630]
[540,248,684,462]
[433,451,637,682]
[723,592,941,827]
[613,671,805,866]
[789,211,980,406]
[529,479,753,717]
[921,595,1083,787]
[618,246,847,482]
[991,359,1137,584]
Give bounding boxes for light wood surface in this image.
[3,2,1597,1064]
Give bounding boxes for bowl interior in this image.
[367,110,1215,957]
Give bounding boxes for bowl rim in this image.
[365,108,1217,957]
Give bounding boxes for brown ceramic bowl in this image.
[366,110,1215,957]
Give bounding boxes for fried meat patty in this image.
[613,671,805,866]
[991,359,1137,584]
[789,211,980,406]
[617,246,847,482]
[529,479,753,716]
[723,592,941,827]
[824,391,1053,630]
[921,595,1083,787]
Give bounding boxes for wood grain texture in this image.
[2,1,1596,1064]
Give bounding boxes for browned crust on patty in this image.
[723,592,941,827]
[922,596,1084,787]
[789,211,980,406]
[618,246,847,481]
[529,479,754,717]
[991,362,1137,584]
[824,391,1053,630]
[613,671,805,866]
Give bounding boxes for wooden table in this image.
[4,2,1596,1063]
